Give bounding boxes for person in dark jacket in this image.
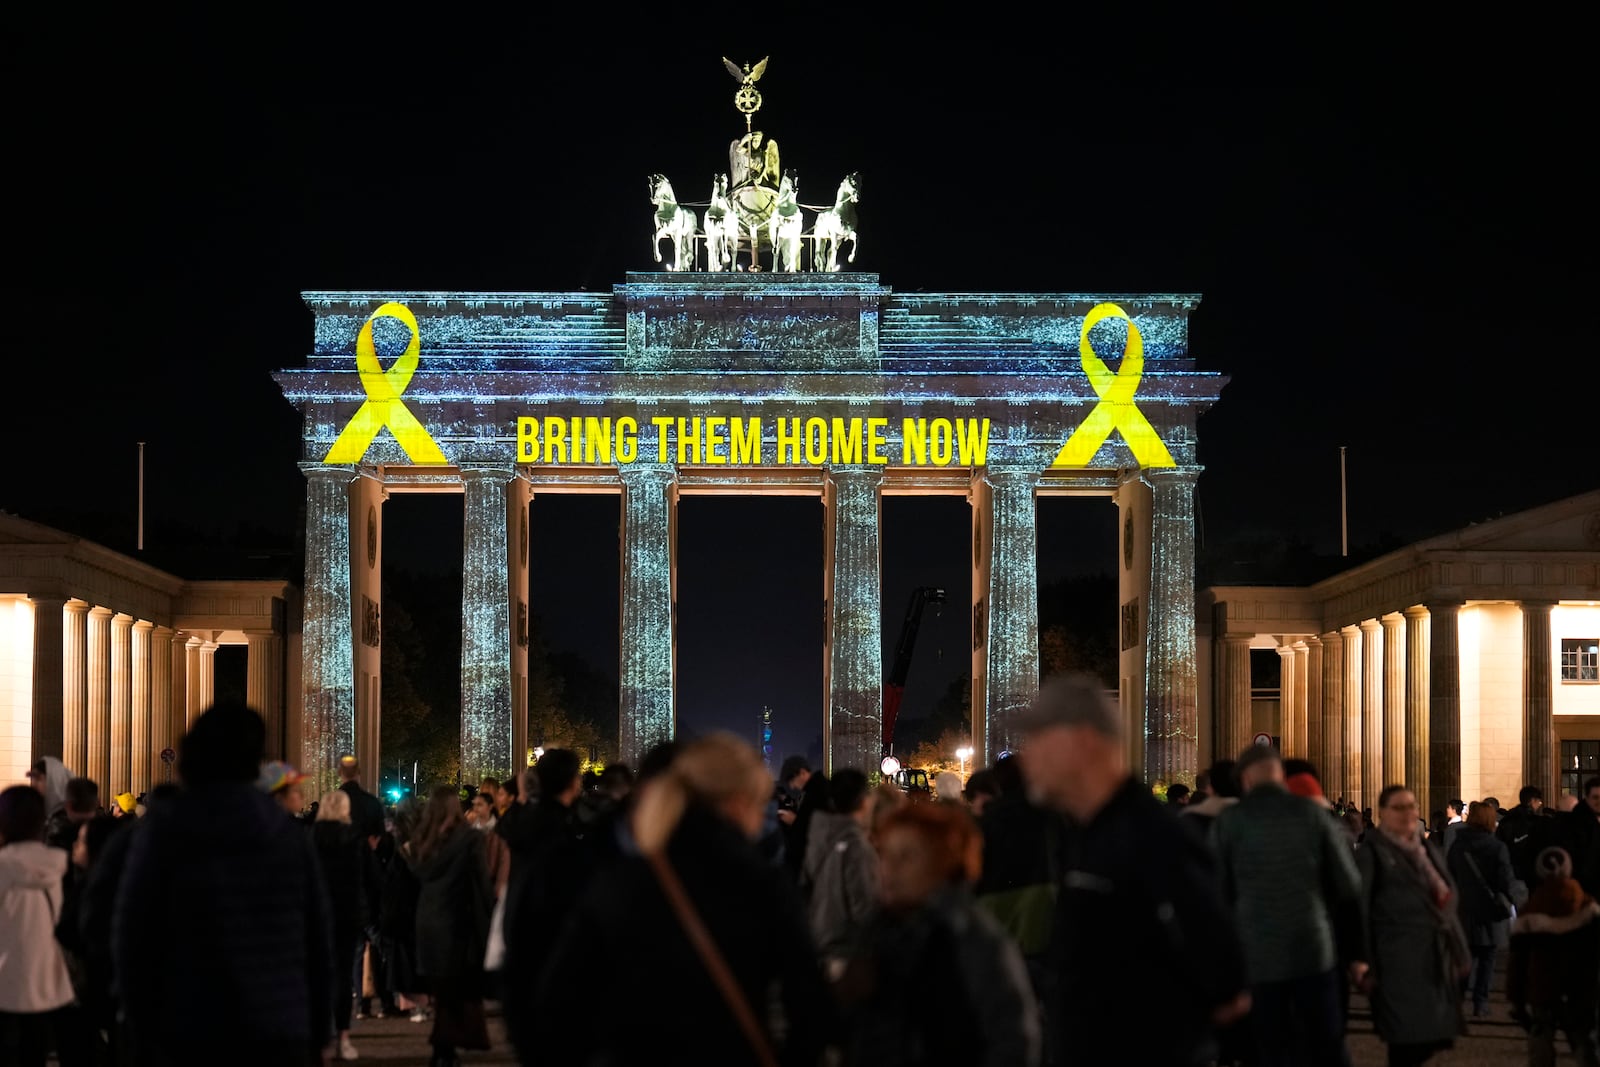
[379,797,428,1022]
[1356,785,1471,1066]
[497,749,587,1064]
[313,789,375,1060]
[412,783,493,1067]
[974,753,1061,1064]
[533,733,830,1067]
[1017,674,1249,1067]
[1496,785,1554,887]
[1212,746,1363,1067]
[800,768,879,976]
[338,755,390,1020]
[1445,801,1522,1018]
[837,801,1040,1067]
[113,701,335,1066]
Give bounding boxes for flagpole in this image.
[1339,446,1348,558]
[137,442,145,551]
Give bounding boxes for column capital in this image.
[299,462,357,482]
[151,624,175,638]
[185,634,204,649]
[1519,599,1557,614]
[459,464,516,484]
[131,619,154,633]
[1305,634,1322,648]
[1380,613,1404,632]
[89,605,113,619]
[64,599,89,615]
[828,465,885,486]
[1359,618,1382,634]
[28,594,67,609]
[981,466,1040,490]
[1222,633,1254,647]
[1403,604,1430,621]
[1143,464,1204,482]
[1424,599,1463,616]
[1276,644,1295,658]
[618,464,679,487]
[112,612,135,627]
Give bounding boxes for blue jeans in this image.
[1251,968,1351,1067]
[1466,944,1495,1011]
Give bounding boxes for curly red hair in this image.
[877,800,983,884]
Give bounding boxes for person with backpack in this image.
[800,768,880,979]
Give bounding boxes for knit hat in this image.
[256,760,308,795]
[114,792,136,814]
[1285,772,1325,801]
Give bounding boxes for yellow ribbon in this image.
[324,303,448,465]
[1052,302,1174,468]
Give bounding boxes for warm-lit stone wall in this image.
[1554,604,1600,717]
[0,597,33,786]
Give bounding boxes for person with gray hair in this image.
[1015,673,1249,1066]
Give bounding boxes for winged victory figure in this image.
[723,56,769,85]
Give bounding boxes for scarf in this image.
[1379,822,1452,908]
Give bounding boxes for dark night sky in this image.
[9,12,1594,762]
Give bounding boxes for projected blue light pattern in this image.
[825,468,883,775]
[982,468,1041,763]
[300,463,357,798]
[276,274,1227,785]
[619,466,676,765]
[461,467,514,782]
[1144,468,1200,788]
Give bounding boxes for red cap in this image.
[1285,772,1325,801]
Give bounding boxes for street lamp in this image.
[955,746,973,777]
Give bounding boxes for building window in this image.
[1560,739,1600,799]
[1561,638,1599,682]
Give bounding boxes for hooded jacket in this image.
[801,810,879,960]
[0,839,76,1012]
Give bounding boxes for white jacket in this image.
[0,840,75,1012]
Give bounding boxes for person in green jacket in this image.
[1212,745,1366,1067]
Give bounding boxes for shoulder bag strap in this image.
[1460,850,1506,909]
[646,851,780,1067]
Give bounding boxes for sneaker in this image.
[371,1005,386,1020]
[410,1008,428,1024]
[338,1035,360,1060]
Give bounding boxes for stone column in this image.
[198,639,218,714]
[151,627,175,784]
[185,636,203,728]
[349,474,385,787]
[1144,468,1201,788]
[1361,619,1383,801]
[1277,644,1298,756]
[29,597,66,763]
[110,613,133,797]
[299,463,357,797]
[1341,624,1362,807]
[131,621,152,796]
[1305,637,1324,774]
[461,466,515,784]
[1381,613,1406,788]
[1321,631,1345,804]
[246,630,284,760]
[618,466,677,766]
[63,601,88,775]
[1216,635,1253,763]
[968,468,1038,767]
[87,606,112,790]
[1403,607,1431,804]
[1522,601,1555,800]
[508,478,531,777]
[1426,602,1462,821]
[823,467,885,775]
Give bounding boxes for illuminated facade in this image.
[275,277,1225,786]
[0,513,298,790]
[1199,489,1600,816]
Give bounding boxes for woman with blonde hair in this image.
[535,733,830,1066]
[314,789,372,1061]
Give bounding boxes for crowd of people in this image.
[1,677,1597,1067]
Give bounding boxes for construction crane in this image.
[882,586,947,758]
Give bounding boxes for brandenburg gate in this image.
[275,278,1226,791]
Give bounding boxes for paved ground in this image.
[339,991,1563,1065]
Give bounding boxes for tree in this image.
[380,596,461,790]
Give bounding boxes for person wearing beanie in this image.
[1507,846,1600,1066]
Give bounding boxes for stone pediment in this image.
[0,512,78,545]
[1417,491,1600,555]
